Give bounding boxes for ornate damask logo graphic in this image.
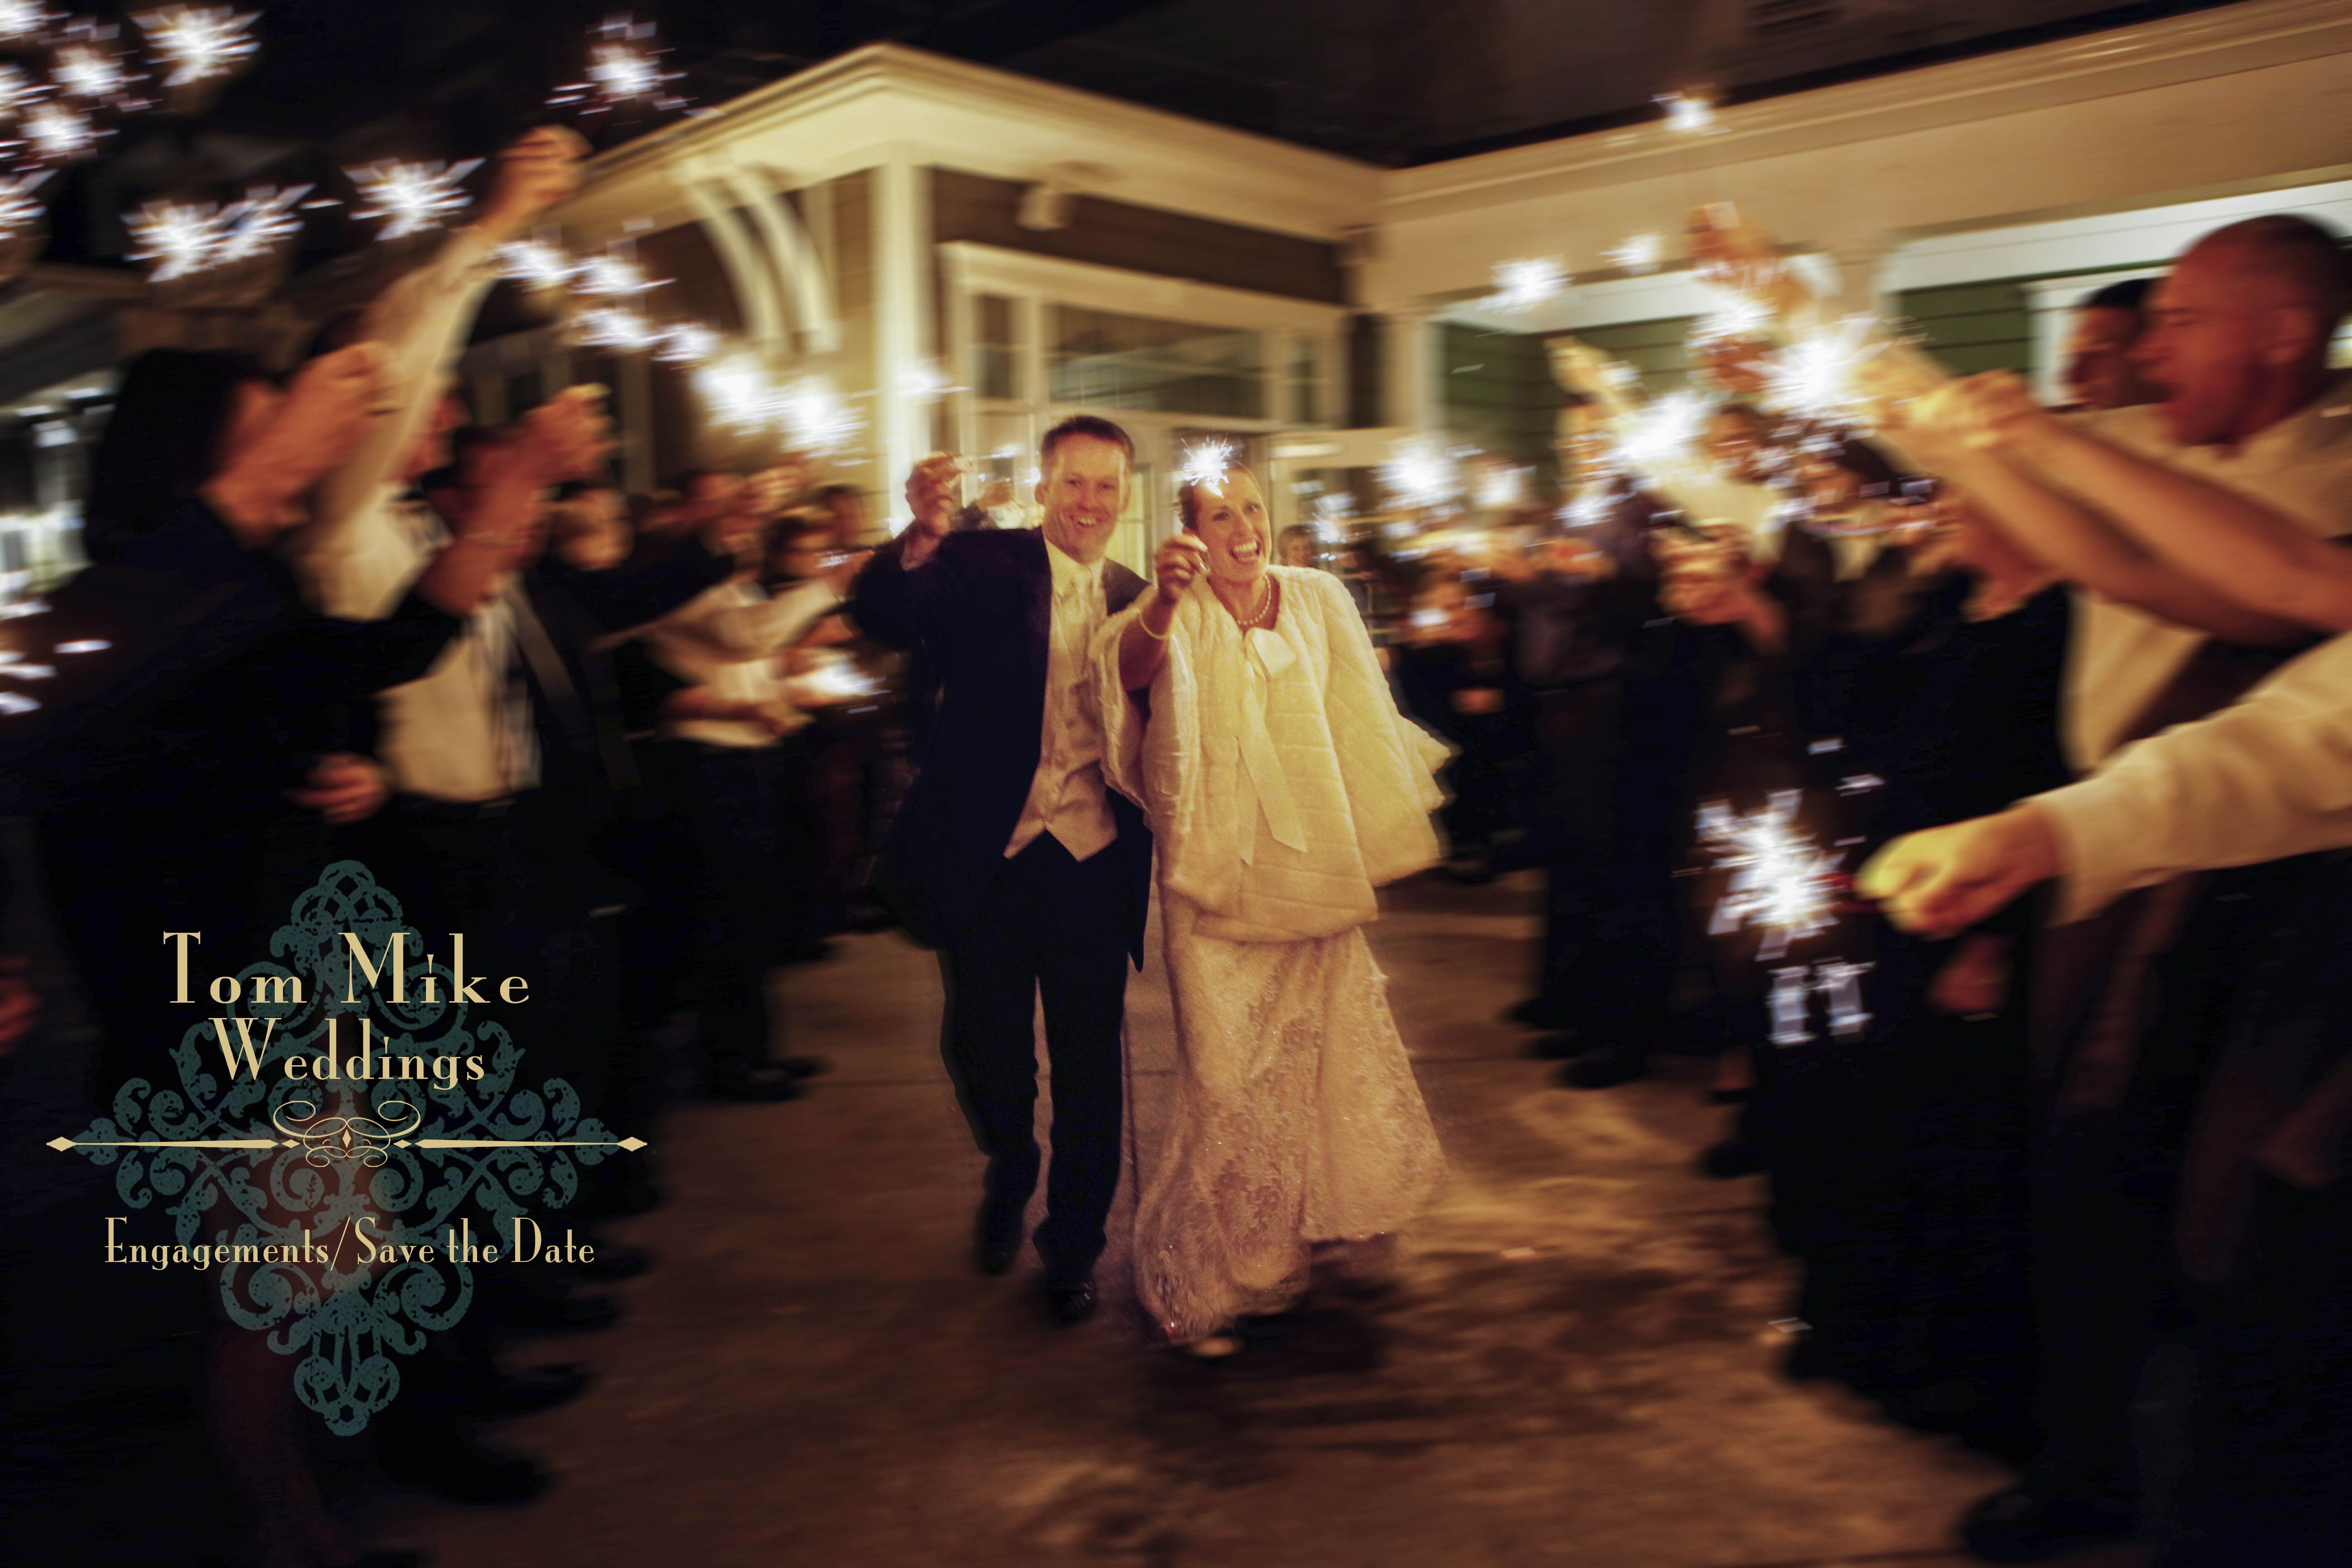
[48,861,644,1434]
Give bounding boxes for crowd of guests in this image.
[3,110,2348,1566]
[1340,212,2352,1566]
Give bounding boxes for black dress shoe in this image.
[1959,1485,2135,1562]
[1528,1032,1582,1060]
[1561,1047,1648,1089]
[377,1419,552,1505]
[1046,1273,1096,1325]
[973,1202,1023,1277]
[461,1363,592,1419]
[1504,998,1571,1029]
[708,1064,803,1101]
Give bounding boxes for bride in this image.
[1092,458,1449,1355]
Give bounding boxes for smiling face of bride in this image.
[1183,467,1272,592]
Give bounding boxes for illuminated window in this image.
[1048,306,1264,418]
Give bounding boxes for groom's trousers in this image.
[938,832,1129,1277]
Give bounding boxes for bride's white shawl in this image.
[1091,565,1450,943]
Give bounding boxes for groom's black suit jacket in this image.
[852,527,1152,966]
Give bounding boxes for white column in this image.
[873,156,933,510]
[1381,302,1439,434]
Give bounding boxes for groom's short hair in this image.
[1040,414,1134,472]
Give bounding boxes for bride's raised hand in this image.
[1153,532,1209,605]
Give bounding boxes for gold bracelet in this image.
[1140,608,1172,641]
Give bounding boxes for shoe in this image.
[708,1064,802,1101]
[378,1419,552,1505]
[774,1055,829,1079]
[973,1201,1023,1277]
[1528,1032,1582,1060]
[1504,998,1571,1029]
[460,1363,592,1419]
[1959,1485,2135,1563]
[1698,1138,1768,1179]
[1560,1047,1648,1089]
[1046,1272,1097,1326]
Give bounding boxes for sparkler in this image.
[1179,436,1236,492]
[135,7,258,87]
[575,304,658,352]
[1659,89,1716,134]
[126,186,306,281]
[1613,390,1711,475]
[0,170,42,243]
[1762,315,1886,430]
[574,251,660,300]
[50,36,132,103]
[22,100,96,162]
[1476,463,1529,510]
[897,361,955,402]
[693,355,777,435]
[0,63,32,122]
[1381,437,1459,511]
[778,377,860,455]
[346,158,482,241]
[1699,791,1842,961]
[0,2,50,42]
[1688,287,1774,347]
[498,238,578,290]
[1606,232,1665,274]
[1490,255,1566,314]
[654,320,717,365]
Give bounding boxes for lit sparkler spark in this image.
[1476,463,1529,509]
[576,304,657,352]
[898,361,955,402]
[0,2,49,42]
[0,63,32,121]
[779,377,860,454]
[136,7,258,87]
[23,100,97,162]
[347,158,482,240]
[498,238,578,290]
[1764,316,1887,429]
[51,38,130,102]
[1614,390,1711,475]
[1606,232,1665,274]
[0,171,40,241]
[655,320,717,365]
[1179,436,1236,492]
[1700,791,1841,961]
[1688,287,1774,346]
[574,252,660,299]
[126,185,306,281]
[693,355,777,434]
[588,38,661,103]
[1659,89,1716,133]
[1562,485,1616,530]
[1382,438,1458,510]
[1490,256,1566,314]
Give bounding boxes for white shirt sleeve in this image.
[2035,631,2352,923]
[664,578,841,660]
[282,226,502,618]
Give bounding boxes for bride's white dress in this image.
[1092,566,1451,1344]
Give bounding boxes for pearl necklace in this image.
[1229,577,1276,631]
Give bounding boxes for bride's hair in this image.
[1176,460,1261,532]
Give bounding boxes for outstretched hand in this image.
[204,342,390,543]
[1901,370,2060,455]
[1856,805,2060,940]
[477,126,588,242]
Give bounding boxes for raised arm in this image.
[1924,370,2352,634]
[1900,377,2305,645]
[847,454,962,648]
[293,128,584,614]
[1119,534,1207,691]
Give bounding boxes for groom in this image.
[853,418,1152,1324]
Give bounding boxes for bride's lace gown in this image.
[1093,566,1448,1344]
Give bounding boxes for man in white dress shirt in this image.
[851,420,1153,1326]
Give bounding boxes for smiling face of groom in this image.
[1036,431,1131,567]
